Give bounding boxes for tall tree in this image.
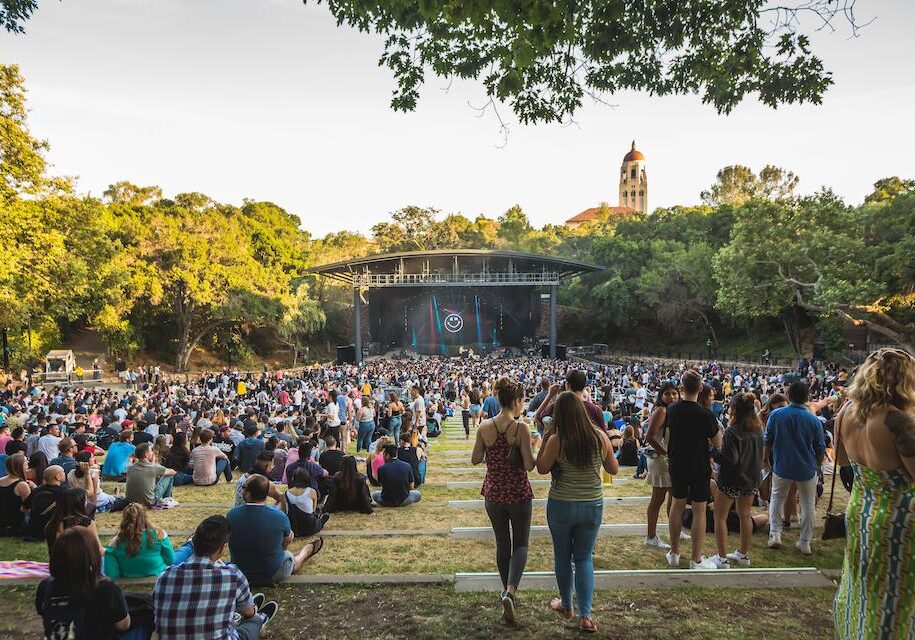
[103,181,163,207]
[701,165,799,206]
[277,286,326,366]
[310,0,863,124]
[714,192,915,354]
[0,64,53,203]
[864,177,915,204]
[135,205,286,370]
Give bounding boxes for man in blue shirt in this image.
[227,474,322,586]
[482,392,501,420]
[236,424,265,474]
[764,382,826,555]
[101,430,136,480]
[372,445,421,507]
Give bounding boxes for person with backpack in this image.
[36,526,131,640]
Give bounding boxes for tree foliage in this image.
[701,165,799,207]
[309,0,863,125]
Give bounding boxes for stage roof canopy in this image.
[307,249,604,286]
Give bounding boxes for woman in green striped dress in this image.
[536,391,617,634]
[834,348,915,640]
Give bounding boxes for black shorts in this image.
[669,462,712,503]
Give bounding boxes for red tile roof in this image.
[566,206,636,224]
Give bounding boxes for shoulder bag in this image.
[822,409,847,540]
[505,420,525,468]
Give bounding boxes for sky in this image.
[1,0,913,236]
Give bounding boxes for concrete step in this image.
[453,567,833,591]
[448,496,650,509]
[452,523,649,539]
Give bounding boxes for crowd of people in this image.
[0,348,912,638]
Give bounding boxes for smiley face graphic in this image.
[444,313,464,333]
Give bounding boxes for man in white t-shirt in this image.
[635,386,648,410]
[410,387,426,433]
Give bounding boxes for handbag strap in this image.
[826,407,844,513]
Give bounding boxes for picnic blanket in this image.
[0,560,50,580]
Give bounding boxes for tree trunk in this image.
[176,317,190,371]
[292,346,299,368]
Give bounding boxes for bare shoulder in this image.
[885,410,915,457]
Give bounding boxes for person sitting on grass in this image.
[284,441,328,496]
[101,430,135,480]
[372,444,421,507]
[68,451,116,513]
[23,465,66,541]
[236,423,265,474]
[154,515,278,640]
[104,503,175,578]
[325,455,374,515]
[44,487,105,556]
[0,452,34,536]
[49,438,78,477]
[125,442,178,508]
[37,527,131,640]
[174,428,231,486]
[234,451,285,508]
[285,467,330,537]
[226,474,324,586]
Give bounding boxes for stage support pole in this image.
[549,284,558,359]
[353,287,362,365]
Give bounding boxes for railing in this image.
[354,271,561,287]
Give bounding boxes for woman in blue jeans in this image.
[355,397,375,452]
[536,391,618,634]
[387,392,404,444]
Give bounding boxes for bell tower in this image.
[619,141,648,214]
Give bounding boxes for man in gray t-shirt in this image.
[126,442,177,507]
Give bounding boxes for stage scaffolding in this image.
[308,250,602,362]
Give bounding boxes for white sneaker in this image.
[645,536,671,550]
[767,532,782,549]
[708,554,730,569]
[665,551,680,568]
[690,556,718,570]
[796,539,812,555]
[679,531,691,541]
[726,550,751,567]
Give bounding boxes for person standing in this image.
[387,392,404,444]
[764,381,826,554]
[410,387,427,437]
[536,391,617,634]
[643,382,678,550]
[665,371,723,570]
[710,393,764,568]
[355,397,375,453]
[460,388,471,439]
[471,377,535,624]
[834,348,915,640]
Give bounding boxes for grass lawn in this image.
[0,583,836,639]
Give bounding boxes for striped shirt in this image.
[549,450,604,502]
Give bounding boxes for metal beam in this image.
[549,284,558,359]
[353,287,362,365]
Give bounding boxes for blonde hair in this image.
[848,348,915,423]
[117,503,157,557]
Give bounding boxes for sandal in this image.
[580,617,597,633]
[306,536,324,559]
[548,598,573,619]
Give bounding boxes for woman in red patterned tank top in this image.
[471,377,535,624]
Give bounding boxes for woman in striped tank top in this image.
[536,391,617,634]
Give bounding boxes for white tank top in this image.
[286,489,314,514]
